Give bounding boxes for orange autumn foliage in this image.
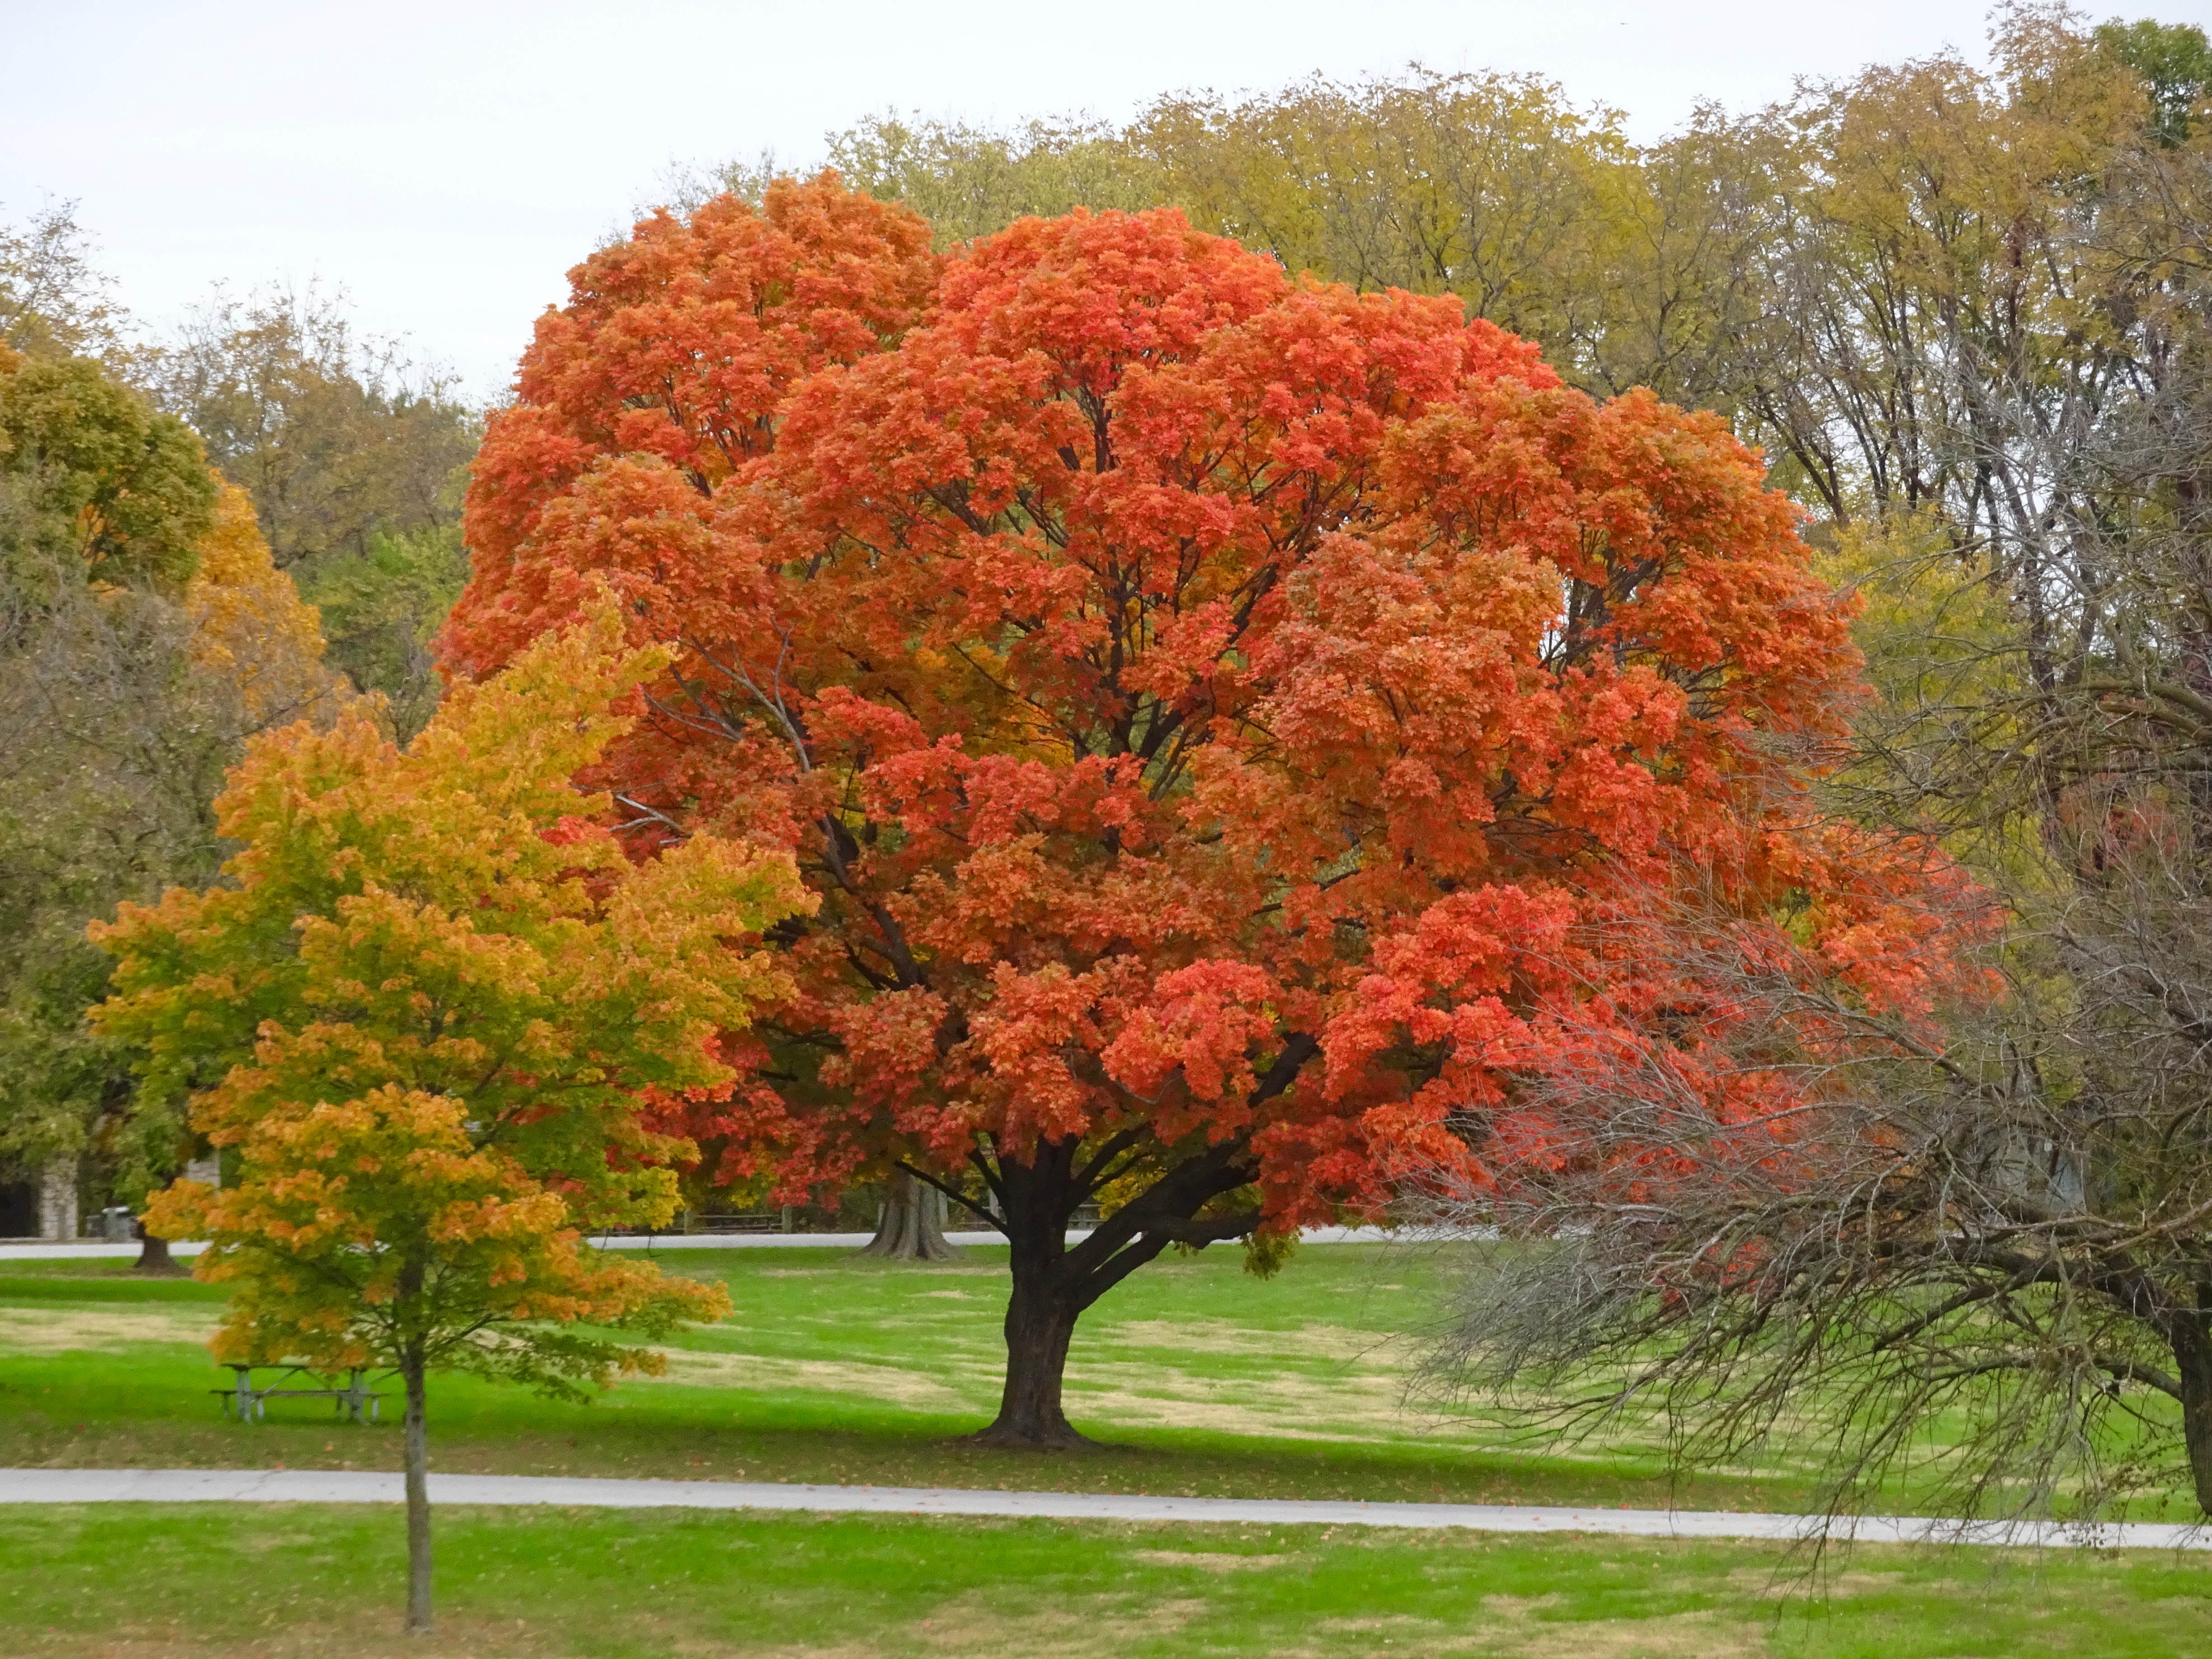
[94,602,810,1622]
[445,183,1975,1443]
[455,173,939,669]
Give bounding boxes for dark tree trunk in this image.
[967,1115,1298,1448]
[977,1275,1085,1447]
[131,1221,184,1277]
[2176,1322,2212,1516]
[969,1139,1108,1448]
[962,1036,1317,1449]
[402,1349,432,1634]
[860,1171,960,1262]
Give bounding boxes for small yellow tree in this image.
[183,481,347,731]
[93,602,810,1634]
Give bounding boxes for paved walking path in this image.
[2,1468,2201,1551]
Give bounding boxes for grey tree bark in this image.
[860,1170,960,1261]
[37,1158,76,1242]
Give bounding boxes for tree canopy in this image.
[0,344,216,594]
[0,341,342,1215]
[445,183,1966,1444]
[147,286,481,738]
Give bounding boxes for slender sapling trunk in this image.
[402,1349,432,1634]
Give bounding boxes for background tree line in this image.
[690,12,2204,544]
[2,208,478,736]
[0,207,476,1241]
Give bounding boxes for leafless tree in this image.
[1410,849,2212,1527]
[1416,88,2212,1527]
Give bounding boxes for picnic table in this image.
[213,1364,388,1424]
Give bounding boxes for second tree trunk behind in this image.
[861,1171,960,1262]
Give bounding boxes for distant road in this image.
[0,1467,2199,1551]
[0,1230,1442,1265]
[0,1225,1439,1261]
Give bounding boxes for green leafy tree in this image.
[815,113,1164,245]
[0,344,338,1245]
[149,286,479,734]
[300,521,471,740]
[2094,16,2212,143]
[0,346,216,594]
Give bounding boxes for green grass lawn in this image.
[0,1242,1834,1512]
[0,1242,2201,1519]
[2,1242,2207,1655]
[7,1502,2209,1658]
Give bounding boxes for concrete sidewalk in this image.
[2,1468,2201,1551]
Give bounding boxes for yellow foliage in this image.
[184,483,346,728]
[96,600,811,1394]
[1814,513,2020,714]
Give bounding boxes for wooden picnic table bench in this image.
[212,1364,388,1424]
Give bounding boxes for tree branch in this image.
[893,1161,1005,1233]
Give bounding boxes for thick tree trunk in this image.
[2177,1326,2212,1516]
[402,1351,432,1634]
[860,1171,960,1262]
[963,1125,1280,1448]
[131,1222,184,1277]
[969,1141,1093,1448]
[973,1275,1087,1448]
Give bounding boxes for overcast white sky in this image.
[6,0,2210,398]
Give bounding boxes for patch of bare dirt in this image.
[16,1614,593,1659]
[1130,1548,1288,1571]
[1100,1318,1402,1363]
[1498,1611,1767,1658]
[774,1592,1214,1659]
[0,1308,219,1355]
[645,1350,981,1411]
[1724,1563,1916,1601]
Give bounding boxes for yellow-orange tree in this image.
[92,604,808,1635]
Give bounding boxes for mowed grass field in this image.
[1,1242,2208,1655]
[8,1503,2210,1659]
[0,1241,1818,1510]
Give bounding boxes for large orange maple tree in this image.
[445,177,1964,1445]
